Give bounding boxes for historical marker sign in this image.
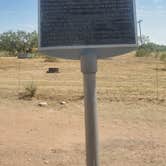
[39,0,137,59]
[39,1,138,166]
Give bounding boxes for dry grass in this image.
[0,54,165,103]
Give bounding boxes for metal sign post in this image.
[81,55,99,166]
[39,1,138,165]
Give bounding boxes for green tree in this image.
[0,31,17,55]
[0,30,38,56]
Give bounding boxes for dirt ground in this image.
[0,54,166,166]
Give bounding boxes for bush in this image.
[0,51,10,57]
[136,48,151,57]
[160,53,166,61]
[160,53,166,70]
[136,43,154,57]
[44,56,59,62]
[0,30,38,56]
[136,43,166,58]
[19,82,37,100]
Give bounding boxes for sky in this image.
[0,0,166,45]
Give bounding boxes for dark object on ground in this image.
[18,53,28,59]
[18,53,35,59]
[47,68,59,73]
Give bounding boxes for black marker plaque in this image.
[40,0,137,48]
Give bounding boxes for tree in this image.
[0,30,38,55]
[0,31,17,54]
[26,31,38,50]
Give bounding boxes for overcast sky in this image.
[0,0,166,45]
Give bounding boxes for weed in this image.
[19,82,37,100]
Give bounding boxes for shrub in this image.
[160,53,166,61]
[136,43,166,58]
[136,48,151,57]
[44,56,59,62]
[160,53,166,70]
[0,30,38,56]
[0,51,10,57]
[19,82,37,100]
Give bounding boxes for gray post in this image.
[81,55,99,166]
[138,19,143,45]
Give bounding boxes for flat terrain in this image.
[0,54,166,166]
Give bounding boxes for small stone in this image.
[44,160,49,164]
[38,102,48,107]
[60,101,66,105]
[50,148,57,153]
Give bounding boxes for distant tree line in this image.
[0,30,38,56]
[139,43,166,52]
[136,35,166,61]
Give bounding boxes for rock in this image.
[38,102,48,107]
[47,67,59,73]
[42,158,49,165]
[43,160,49,164]
[50,148,57,153]
[60,101,66,105]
